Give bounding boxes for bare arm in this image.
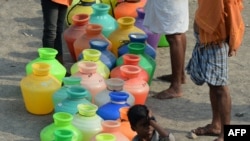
[193,20,199,34]
[149,119,169,137]
[147,109,175,141]
[148,110,169,137]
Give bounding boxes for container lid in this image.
[105,78,124,91]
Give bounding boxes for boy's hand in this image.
[148,109,153,118]
[228,49,236,57]
[147,109,156,124]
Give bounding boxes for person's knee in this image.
[209,85,229,97]
[166,34,183,44]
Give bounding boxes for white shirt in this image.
[143,0,189,35]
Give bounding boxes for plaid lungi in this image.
[186,34,229,86]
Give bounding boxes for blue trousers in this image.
[41,0,67,57]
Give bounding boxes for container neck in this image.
[107,87,123,91]
[73,21,89,26]
[111,101,127,104]
[136,7,145,19]
[53,113,73,127]
[79,0,96,6]
[32,70,49,76]
[66,86,87,99]
[77,104,97,117]
[125,0,140,2]
[102,121,120,132]
[106,78,124,91]
[39,56,56,60]
[38,48,58,60]
[128,43,145,54]
[117,0,141,4]
[123,54,140,65]
[63,77,81,87]
[83,49,101,61]
[77,61,97,74]
[95,133,116,141]
[92,4,110,15]
[86,24,102,35]
[119,24,134,29]
[54,120,71,127]
[123,59,139,65]
[120,65,141,79]
[32,63,50,76]
[118,17,135,29]
[129,33,147,43]
[54,129,73,141]
[72,15,89,26]
[109,91,129,102]
[90,39,109,51]
[91,46,106,51]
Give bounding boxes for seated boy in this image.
[127,104,175,141]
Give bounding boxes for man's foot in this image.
[152,88,182,99]
[157,74,186,84]
[191,124,221,136]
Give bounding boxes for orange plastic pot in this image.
[114,0,147,19]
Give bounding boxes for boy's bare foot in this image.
[153,88,183,99]
[157,74,187,84]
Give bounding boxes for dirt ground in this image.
[0,0,249,140]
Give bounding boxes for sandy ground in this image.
[0,0,249,140]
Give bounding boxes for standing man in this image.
[143,0,189,99]
[186,0,245,141]
[41,0,72,65]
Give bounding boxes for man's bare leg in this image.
[157,34,187,84]
[153,33,185,99]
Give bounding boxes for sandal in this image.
[191,124,221,136]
